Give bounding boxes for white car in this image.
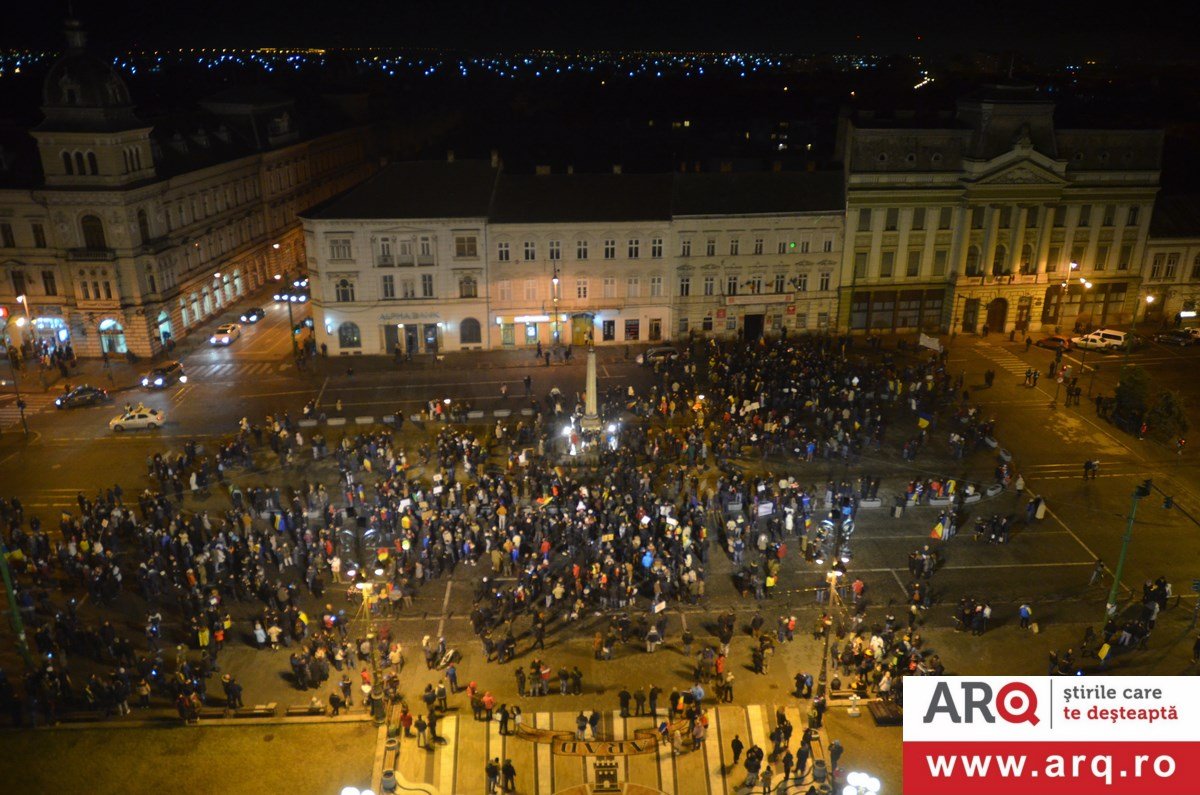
[210,323,242,346]
[109,407,165,431]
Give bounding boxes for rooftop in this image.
[302,160,500,220]
[1150,194,1200,238]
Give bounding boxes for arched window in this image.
[62,151,74,175]
[137,209,150,244]
[965,245,981,276]
[74,151,86,175]
[992,244,1008,275]
[86,151,98,175]
[132,147,142,170]
[1020,244,1034,274]
[460,317,482,345]
[80,215,107,249]
[335,279,355,302]
[459,275,478,299]
[338,322,362,348]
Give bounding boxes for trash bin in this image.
[813,759,828,783]
[381,770,397,793]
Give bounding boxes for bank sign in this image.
[903,676,1200,795]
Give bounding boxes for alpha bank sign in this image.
[378,311,441,322]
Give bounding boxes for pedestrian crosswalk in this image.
[0,392,62,428]
[185,361,291,380]
[383,701,857,795]
[972,341,1031,377]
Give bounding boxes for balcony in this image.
[68,247,116,262]
[377,254,394,266]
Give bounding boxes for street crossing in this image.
[0,391,62,428]
[183,361,292,380]
[971,340,1032,378]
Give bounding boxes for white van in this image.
[1071,328,1130,351]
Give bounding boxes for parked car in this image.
[1154,329,1194,346]
[209,323,242,346]
[239,307,265,324]
[141,361,187,388]
[1071,329,1131,352]
[636,346,680,365]
[1182,327,1200,341]
[55,385,109,409]
[1034,335,1072,351]
[109,407,164,431]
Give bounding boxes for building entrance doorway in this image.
[986,298,1008,332]
[743,313,764,341]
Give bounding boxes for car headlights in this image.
[210,336,218,343]
[179,375,187,383]
[154,377,163,386]
[55,398,62,406]
[141,378,149,386]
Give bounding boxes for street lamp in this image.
[15,294,33,344]
[843,771,882,795]
[551,265,561,344]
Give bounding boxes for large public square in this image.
[3,287,1200,795]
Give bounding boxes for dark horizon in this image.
[4,0,1197,59]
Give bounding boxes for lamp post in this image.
[1125,295,1153,364]
[15,294,32,339]
[1105,480,1151,620]
[551,265,561,345]
[274,274,304,355]
[5,342,29,437]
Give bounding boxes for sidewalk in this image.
[315,344,646,376]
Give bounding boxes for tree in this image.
[1144,389,1190,441]
[1114,365,1149,415]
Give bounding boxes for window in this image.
[906,250,921,278]
[1070,244,1085,268]
[795,273,808,292]
[42,270,57,296]
[911,208,926,231]
[628,239,640,258]
[1078,204,1091,227]
[401,279,415,299]
[705,238,716,256]
[421,274,434,297]
[726,275,738,296]
[971,207,985,229]
[381,274,396,299]
[938,207,952,229]
[774,273,785,293]
[335,279,356,302]
[459,275,478,298]
[460,318,482,345]
[0,223,13,248]
[999,207,1012,228]
[74,151,85,175]
[818,272,831,292]
[933,249,948,276]
[81,281,90,300]
[603,277,616,298]
[62,151,73,175]
[651,237,663,258]
[1127,206,1140,226]
[1047,246,1061,273]
[454,236,477,258]
[548,240,561,261]
[885,208,899,231]
[31,223,46,248]
[680,239,691,257]
[1103,205,1115,226]
[778,241,787,254]
[577,240,589,260]
[1118,244,1132,271]
[729,238,740,256]
[965,245,981,276]
[1053,206,1067,227]
[1150,254,1166,280]
[679,276,691,296]
[338,322,361,348]
[524,241,536,260]
[857,209,872,232]
[1019,244,1034,273]
[703,276,715,296]
[649,275,663,297]
[1026,207,1038,228]
[627,277,640,298]
[702,316,713,332]
[329,238,352,259]
[1094,245,1109,272]
[80,215,107,249]
[576,279,589,299]
[102,281,113,300]
[853,252,868,279]
[87,152,98,175]
[624,319,640,340]
[137,209,150,244]
[380,238,393,259]
[399,240,413,259]
[497,242,510,262]
[880,250,895,278]
[754,237,764,255]
[524,279,537,301]
[602,320,615,341]
[1165,253,1180,279]
[992,244,1008,274]
[1192,254,1200,280]
[604,239,616,259]
[678,317,689,335]
[498,280,512,302]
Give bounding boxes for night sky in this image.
[4,0,1197,56]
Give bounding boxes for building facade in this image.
[1142,195,1200,327]
[0,20,384,358]
[839,86,1162,336]
[301,161,845,355]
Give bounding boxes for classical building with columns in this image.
[0,19,385,358]
[838,86,1163,335]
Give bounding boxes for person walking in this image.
[502,759,517,792]
[485,758,501,794]
[1090,559,1105,586]
[729,734,745,769]
[415,714,428,749]
[1019,604,1033,630]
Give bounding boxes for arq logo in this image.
[922,680,1040,725]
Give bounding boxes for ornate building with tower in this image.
[0,19,384,358]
